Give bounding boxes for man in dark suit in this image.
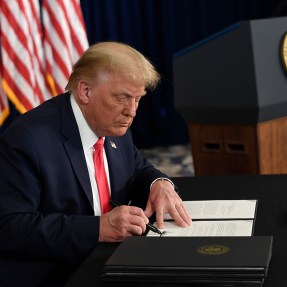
[0,42,191,286]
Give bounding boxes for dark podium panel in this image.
[173,17,287,175]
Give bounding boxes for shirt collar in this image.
[70,94,102,149]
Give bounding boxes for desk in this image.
[64,175,287,286]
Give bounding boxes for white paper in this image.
[148,199,257,237]
[147,220,254,237]
[164,200,257,220]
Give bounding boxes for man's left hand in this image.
[144,179,192,229]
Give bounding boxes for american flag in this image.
[0,71,9,125]
[0,0,88,124]
[42,0,89,95]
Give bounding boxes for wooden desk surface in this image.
[65,175,287,287]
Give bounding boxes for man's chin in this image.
[109,127,129,137]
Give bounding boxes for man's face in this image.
[81,73,146,137]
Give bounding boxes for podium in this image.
[174,17,287,175]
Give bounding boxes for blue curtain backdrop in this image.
[1,0,286,148]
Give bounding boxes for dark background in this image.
[2,0,287,148]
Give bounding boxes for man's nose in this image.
[123,98,137,117]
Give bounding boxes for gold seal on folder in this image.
[197,244,230,255]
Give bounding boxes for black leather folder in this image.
[102,236,273,286]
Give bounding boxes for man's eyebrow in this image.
[113,91,147,97]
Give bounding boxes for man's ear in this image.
[77,80,91,104]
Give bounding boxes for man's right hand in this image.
[98,205,149,242]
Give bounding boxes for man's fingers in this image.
[166,204,192,227]
[144,202,153,219]
[177,203,192,225]
[155,207,165,229]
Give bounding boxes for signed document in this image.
[164,200,257,220]
[148,200,257,237]
[148,220,254,237]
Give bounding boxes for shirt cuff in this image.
[150,177,175,190]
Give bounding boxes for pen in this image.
[109,199,163,235]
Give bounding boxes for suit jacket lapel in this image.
[60,93,94,208]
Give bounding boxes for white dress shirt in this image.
[70,94,110,215]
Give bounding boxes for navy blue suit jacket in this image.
[0,93,166,286]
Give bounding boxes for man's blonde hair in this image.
[65,41,160,93]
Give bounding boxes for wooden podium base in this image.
[188,116,287,175]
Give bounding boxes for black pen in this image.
[109,199,163,235]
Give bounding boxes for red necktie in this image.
[93,137,111,214]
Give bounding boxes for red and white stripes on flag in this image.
[0,0,48,114]
[42,0,89,96]
[0,0,88,124]
[0,71,9,125]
